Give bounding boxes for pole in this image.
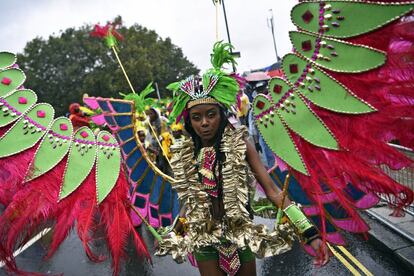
[111,47,172,168]
[268,9,281,62]
[155,82,161,100]
[215,0,220,41]
[130,203,162,242]
[275,173,290,226]
[221,0,237,72]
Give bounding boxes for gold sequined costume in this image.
[156,126,296,262]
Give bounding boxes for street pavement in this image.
[364,204,414,273]
[1,216,413,276]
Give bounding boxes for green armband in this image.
[283,203,313,234]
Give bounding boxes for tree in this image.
[17,17,199,116]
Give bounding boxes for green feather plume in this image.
[120,82,155,113]
[167,82,191,121]
[210,41,237,70]
[209,71,238,108]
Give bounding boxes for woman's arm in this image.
[245,139,329,265]
[245,139,291,208]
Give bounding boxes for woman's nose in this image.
[201,117,209,127]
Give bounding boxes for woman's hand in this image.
[310,238,330,266]
[154,234,169,249]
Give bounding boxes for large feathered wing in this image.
[252,1,414,244]
[83,97,180,228]
[0,52,150,275]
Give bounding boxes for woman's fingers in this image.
[310,239,330,267]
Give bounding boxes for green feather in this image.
[119,82,155,113]
[167,81,191,121]
[210,41,237,70]
[170,93,190,120]
[140,82,155,98]
[209,71,238,107]
[166,81,181,95]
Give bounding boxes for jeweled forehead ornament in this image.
[182,74,220,109]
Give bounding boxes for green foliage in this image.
[17,17,199,116]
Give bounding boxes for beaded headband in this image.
[187,97,219,109]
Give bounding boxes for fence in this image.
[380,144,414,190]
[380,143,414,214]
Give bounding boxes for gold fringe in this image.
[156,127,296,261]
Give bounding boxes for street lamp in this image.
[216,0,240,72]
[267,9,281,62]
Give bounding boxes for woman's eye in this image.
[208,112,216,118]
[191,115,200,121]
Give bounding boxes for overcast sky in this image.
[1,0,297,73]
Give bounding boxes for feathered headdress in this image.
[170,122,184,132]
[167,41,239,122]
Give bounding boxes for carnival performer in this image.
[236,90,250,125]
[171,122,186,143]
[68,102,90,129]
[156,42,328,276]
[144,107,170,171]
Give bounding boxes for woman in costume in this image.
[0,1,413,275]
[157,42,329,276]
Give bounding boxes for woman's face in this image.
[189,104,221,146]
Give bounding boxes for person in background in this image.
[136,120,158,162]
[171,122,186,143]
[68,103,90,130]
[236,90,250,125]
[145,107,171,173]
[137,127,147,145]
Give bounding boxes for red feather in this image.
[287,9,414,242]
[0,150,149,276]
[75,168,106,262]
[0,142,40,206]
[0,157,65,273]
[45,167,100,260]
[99,169,150,275]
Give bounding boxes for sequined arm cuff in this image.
[283,203,313,234]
